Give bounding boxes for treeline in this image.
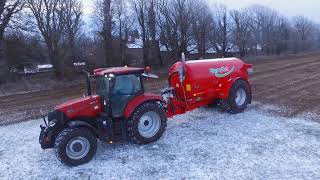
[0,0,320,78]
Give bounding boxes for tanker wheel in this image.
[221,80,251,114]
[54,127,97,166]
[127,102,167,144]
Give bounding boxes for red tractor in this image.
[39,55,253,166]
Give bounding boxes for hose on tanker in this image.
[168,72,183,101]
[180,81,189,108]
[180,53,189,108]
[169,71,189,108]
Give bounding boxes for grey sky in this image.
[82,0,320,22]
[210,0,320,22]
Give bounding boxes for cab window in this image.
[112,74,142,95]
[95,76,109,96]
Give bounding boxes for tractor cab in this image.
[94,68,144,118]
[92,67,158,118]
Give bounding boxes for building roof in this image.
[94,67,145,76]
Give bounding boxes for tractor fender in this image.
[67,121,98,135]
[124,93,164,119]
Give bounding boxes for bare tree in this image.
[272,16,290,54]
[0,0,24,79]
[0,0,24,40]
[114,0,133,65]
[94,0,114,66]
[230,9,253,58]
[3,0,320,78]
[315,25,320,50]
[191,1,212,58]
[130,0,162,66]
[159,0,200,58]
[293,16,314,41]
[148,0,162,65]
[210,4,232,57]
[292,16,316,52]
[27,0,68,77]
[131,0,150,66]
[64,0,83,64]
[248,5,281,55]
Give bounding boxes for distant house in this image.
[37,64,53,73]
[10,63,38,75]
[10,63,54,75]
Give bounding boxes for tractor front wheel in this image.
[127,102,167,144]
[54,127,97,166]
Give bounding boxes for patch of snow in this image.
[127,39,143,49]
[207,47,217,54]
[1,105,320,179]
[256,44,262,50]
[188,44,198,54]
[160,45,168,52]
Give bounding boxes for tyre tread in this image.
[54,127,97,166]
[127,101,167,145]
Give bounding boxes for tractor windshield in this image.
[95,76,109,99]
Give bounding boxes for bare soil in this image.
[251,52,320,119]
[1,52,320,125]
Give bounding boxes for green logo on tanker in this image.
[209,66,235,78]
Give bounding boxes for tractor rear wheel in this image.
[127,102,167,144]
[54,127,97,166]
[220,80,251,114]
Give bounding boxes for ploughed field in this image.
[252,53,320,119]
[1,52,320,125]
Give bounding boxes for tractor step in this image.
[112,119,127,141]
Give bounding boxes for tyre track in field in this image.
[250,52,320,66]
[253,58,320,91]
[252,59,320,80]
[0,85,85,104]
[0,89,84,108]
[254,70,320,95]
[252,53,320,117]
[0,85,86,125]
[253,56,319,76]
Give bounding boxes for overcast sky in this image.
[82,0,320,23]
[211,0,320,22]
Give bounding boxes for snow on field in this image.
[1,106,320,179]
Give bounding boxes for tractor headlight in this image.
[48,119,58,127]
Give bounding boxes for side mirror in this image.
[142,73,159,79]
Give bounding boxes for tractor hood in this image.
[54,95,102,119]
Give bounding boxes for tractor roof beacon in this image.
[39,53,253,166]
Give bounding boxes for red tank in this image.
[166,58,252,117]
